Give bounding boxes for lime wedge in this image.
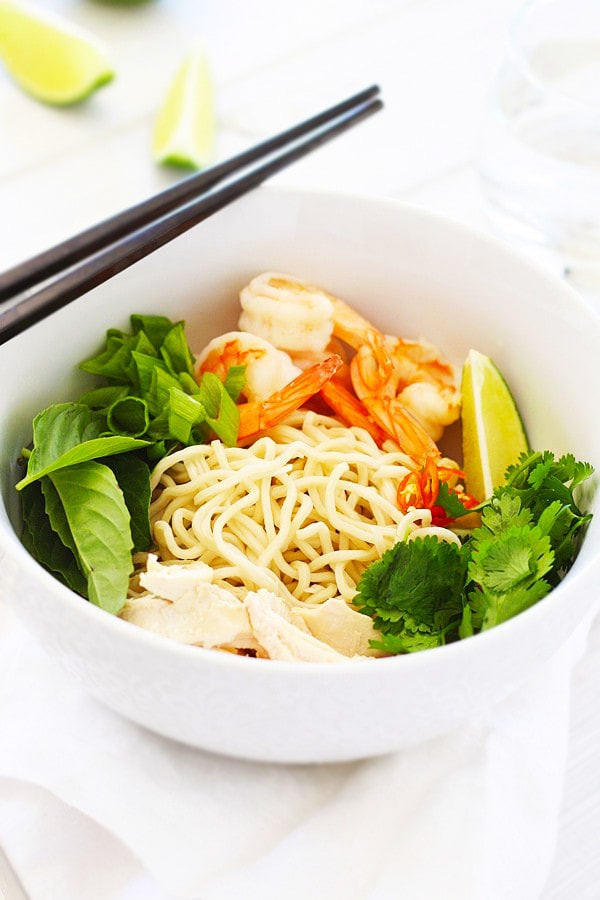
[0,1,114,105]
[461,349,529,501]
[152,44,215,169]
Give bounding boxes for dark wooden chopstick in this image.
[0,84,381,306]
[0,90,382,345]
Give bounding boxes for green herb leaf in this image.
[496,450,593,582]
[18,313,244,617]
[20,480,87,595]
[435,482,473,519]
[354,536,470,653]
[467,517,554,630]
[16,403,150,490]
[105,454,152,552]
[462,450,594,631]
[47,461,134,614]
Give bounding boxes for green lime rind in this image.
[0,2,114,106]
[152,45,215,170]
[461,349,529,502]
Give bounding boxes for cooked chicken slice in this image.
[296,597,384,657]
[243,590,358,663]
[121,555,257,650]
[124,557,372,661]
[139,553,215,600]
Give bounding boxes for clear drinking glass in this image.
[479,0,600,282]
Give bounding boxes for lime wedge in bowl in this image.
[0,0,114,105]
[152,44,215,170]
[461,348,529,501]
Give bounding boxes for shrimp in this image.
[237,354,343,443]
[381,336,461,441]
[328,298,457,461]
[319,377,389,446]
[195,331,301,402]
[239,272,335,354]
[237,272,461,462]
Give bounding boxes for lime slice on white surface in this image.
[461,348,529,501]
[0,0,114,105]
[152,44,215,169]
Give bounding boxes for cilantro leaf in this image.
[496,450,593,582]
[354,449,594,654]
[467,516,554,630]
[435,481,473,519]
[462,448,594,632]
[354,536,470,653]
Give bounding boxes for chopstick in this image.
[0,85,382,345]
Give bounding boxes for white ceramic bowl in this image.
[0,187,598,763]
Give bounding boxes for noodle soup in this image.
[2,188,598,761]
[15,271,594,663]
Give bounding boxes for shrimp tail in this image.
[375,396,440,462]
[320,379,390,446]
[237,354,343,442]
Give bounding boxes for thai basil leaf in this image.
[105,454,152,552]
[48,461,133,614]
[21,480,87,596]
[16,402,150,490]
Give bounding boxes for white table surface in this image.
[1,1,599,897]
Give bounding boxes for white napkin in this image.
[0,598,591,900]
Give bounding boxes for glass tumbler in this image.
[479,0,600,279]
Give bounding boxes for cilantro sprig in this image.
[17,314,245,615]
[357,537,471,653]
[463,451,594,633]
[353,451,594,654]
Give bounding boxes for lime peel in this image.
[152,44,215,170]
[0,0,114,105]
[461,349,529,502]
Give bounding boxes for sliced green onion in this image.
[106,396,149,437]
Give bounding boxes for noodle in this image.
[140,411,429,606]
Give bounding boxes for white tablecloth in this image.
[1,1,599,897]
